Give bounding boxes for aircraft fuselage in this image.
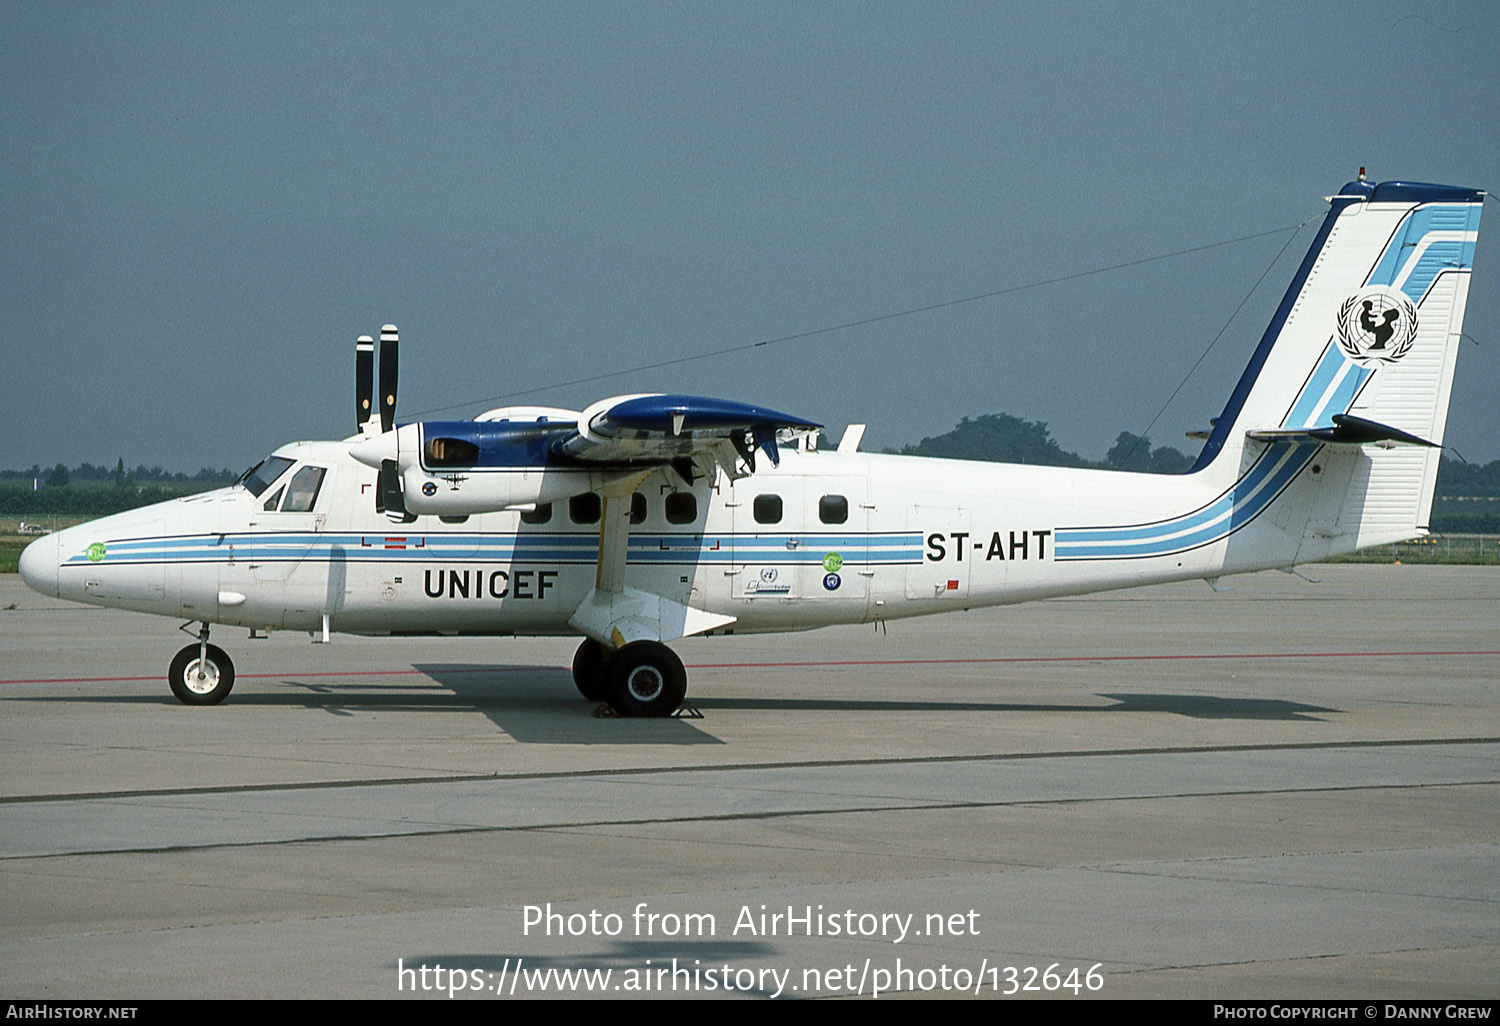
[26,436,1377,640]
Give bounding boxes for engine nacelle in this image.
[349,417,668,518]
[402,464,628,516]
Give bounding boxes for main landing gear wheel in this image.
[168,643,235,705]
[571,638,612,702]
[605,641,687,718]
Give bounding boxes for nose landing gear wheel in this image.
[168,643,235,705]
[605,641,687,717]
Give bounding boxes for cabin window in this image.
[570,493,602,524]
[424,436,480,467]
[282,466,326,512]
[439,515,469,524]
[262,486,284,512]
[753,494,783,524]
[519,503,552,525]
[630,493,647,524]
[819,494,848,525]
[241,456,294,498]
[665,492,697,524]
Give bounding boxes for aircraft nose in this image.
[18,532,60,598]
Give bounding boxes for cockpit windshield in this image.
[238,456,295,497]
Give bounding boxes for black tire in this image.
[605,641,687,717]
[168,643,235,705]
[571,638,612,702]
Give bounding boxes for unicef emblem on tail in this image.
[1336,288,1418,363]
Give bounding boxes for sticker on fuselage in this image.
[742,568,791,597]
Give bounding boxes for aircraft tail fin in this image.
[1193,177,1483,554]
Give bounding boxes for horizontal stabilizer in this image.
[1246,414,1437,447]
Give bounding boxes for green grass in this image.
[0,537,30,574]
[1320,534,1500,564]
[0,519,87,574]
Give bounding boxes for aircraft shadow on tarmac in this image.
[1095,692,1335,720]
[194,663,730,745]
[687,692,1335,720]
[339,667,1340,723]
[5,664,723,745]
[412,663,725,744]
[6,666,1339,743]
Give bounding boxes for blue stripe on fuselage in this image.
[1053,443,1316,560]
[63,531,926,567]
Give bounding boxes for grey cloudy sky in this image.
[5,1,1500,472]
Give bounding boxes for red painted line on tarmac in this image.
[4,649,1498,686]
[0,668,528,685]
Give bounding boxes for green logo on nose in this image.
[86,542,106,563]
[822,552,843,572]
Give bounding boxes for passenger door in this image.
[730,478,803,601]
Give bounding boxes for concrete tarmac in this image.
[0,565,1495,1000]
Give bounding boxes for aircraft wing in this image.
[349,392,822,518]
[556,393,821,472]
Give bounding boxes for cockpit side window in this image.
[281,466,326,512]
[241,456,295,498]
[262,486,284,512]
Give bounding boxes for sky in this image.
[5,1,1500,472]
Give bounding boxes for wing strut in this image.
[568,471,736,649]
[594,474,646,598]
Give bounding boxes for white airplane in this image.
[18,175,1485,715]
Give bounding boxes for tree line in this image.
[0,459,237,490]
[893,413,1196,474]
[0,460,240,517]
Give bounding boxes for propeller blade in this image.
[355,335,375,434]
[379,458,412,522]
[378,324,399,434]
